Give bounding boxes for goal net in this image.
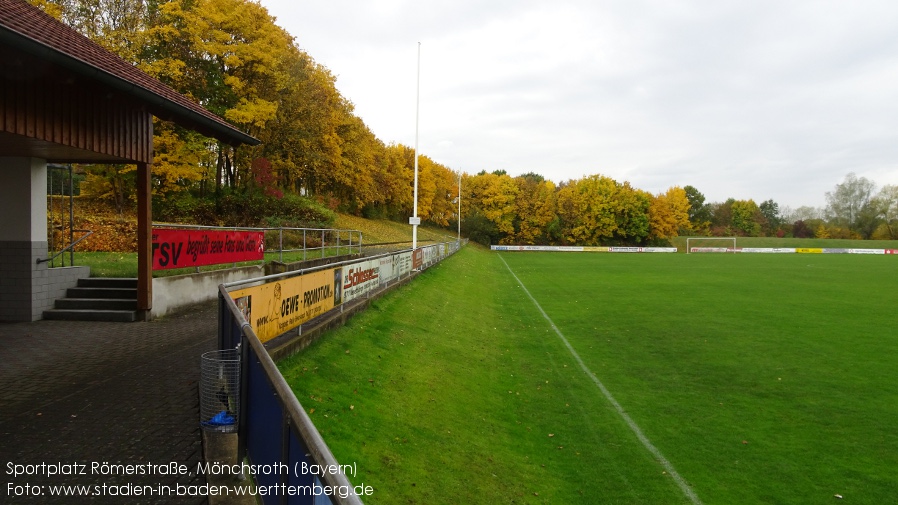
[686,237,738,254]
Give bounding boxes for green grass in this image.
[334,213,456,244]
[57,252,265,278]
[500,252,898,504]
[279,247,898,504]
[66,249,363,278]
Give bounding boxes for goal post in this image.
[686,237,737,254]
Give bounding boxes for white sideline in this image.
[498,254,703,505]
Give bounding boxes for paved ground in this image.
[0,301,219,504]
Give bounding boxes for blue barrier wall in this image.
[216,242,464,504]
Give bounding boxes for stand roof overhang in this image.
[0,0,259,163]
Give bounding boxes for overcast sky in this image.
[260,0,898,209]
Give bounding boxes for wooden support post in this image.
[137,160,152,321]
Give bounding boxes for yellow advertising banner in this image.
[230,269,339,343]
[796,248,823,254]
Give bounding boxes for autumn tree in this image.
[554,175,651,245]
[428,163,460,227]
[512,174,557,244]
[462,172,518,244]
[649,186,690,241]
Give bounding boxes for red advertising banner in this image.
[152,229,264,270]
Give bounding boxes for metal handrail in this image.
[152,223,364,262]
[217,239,467,504]
[37,230,93,264]
[222,248,405,290]
[152,222,363,234]
[220,290,365,505]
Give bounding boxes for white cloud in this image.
[261,0,898,208]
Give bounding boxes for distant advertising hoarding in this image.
[230,269,338,343]
[491,245,673,253]
[492,245,584,252]
[740,248,796,254]
[413,248,424,269]
[422,245,438,266]
[378,256,397,286]
[608,247,677,253]
[396,251,413,277]
[152,229,263,270]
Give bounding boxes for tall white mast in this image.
[411,42,421,249]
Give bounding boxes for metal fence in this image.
[153,223,363,265]
[217,240,465,504]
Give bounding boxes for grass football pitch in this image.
[279,246,898,504]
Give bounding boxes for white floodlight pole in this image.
[410,42,421,249]
[457,171,461,243]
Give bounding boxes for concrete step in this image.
[54,298,137,311]
[77,277,138,289]
[42,309,137,322]
[66,287,138,299]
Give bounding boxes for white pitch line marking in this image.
[498,254,703,505]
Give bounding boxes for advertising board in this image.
[152,229,263,270]
[342,259,381,303]
[230,269,338,343]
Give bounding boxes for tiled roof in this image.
[0,0,258,146]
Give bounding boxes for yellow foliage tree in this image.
[513,175,557,244]
[649,186,691,241]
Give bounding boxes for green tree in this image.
[683,185,711,233]
[709,199,735,235]
[871,185,898,239]
[731,199,762,236]
[825,173,877,237]
[758,199,781,236]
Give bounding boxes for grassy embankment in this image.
[57,204,454,277]
[670,235,898,251]
[279,246,898,504]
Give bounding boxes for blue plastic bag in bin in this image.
[203,410,235,427]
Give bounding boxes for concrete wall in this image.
[0,157,56,321]
[152,265,265,318]
[0,240,39,321]
[40,265,91,317]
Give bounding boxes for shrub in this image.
[153,191,335,229]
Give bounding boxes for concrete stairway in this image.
[43,278,138,322]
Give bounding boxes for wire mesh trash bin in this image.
[200,348,240,433]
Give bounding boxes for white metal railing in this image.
[152,223,363,264]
